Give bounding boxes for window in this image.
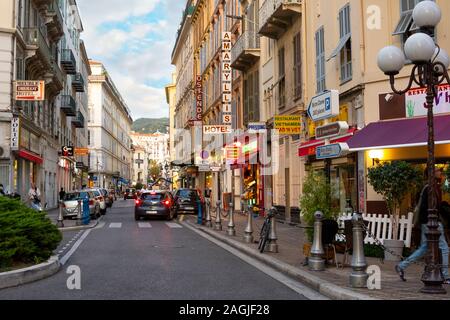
[278,47,285,108]
[315,27,326,93]
[393,0,424,36]
[293,32,302,100]
[339,4,352,83]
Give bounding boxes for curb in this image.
[0,256,60,290]
[57,216,102,232]
[182,221,376,301]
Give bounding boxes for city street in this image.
[0,200,319,300]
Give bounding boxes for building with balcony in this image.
[88,61,133,191]
[0,0,90,209]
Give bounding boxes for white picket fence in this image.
[337,212,414,248]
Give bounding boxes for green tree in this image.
[368,161,422,240]
[300,170,339,242]
[149,160,161,182]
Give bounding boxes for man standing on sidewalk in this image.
[395,168,450,284]
[59,188,66,201]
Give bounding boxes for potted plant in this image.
[300,170,339,258]
[367,161,422,262]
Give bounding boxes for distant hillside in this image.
[132,118,169,134]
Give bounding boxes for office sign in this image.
[203,125,232,134]
[308,90,340,122]
[315,121,349,140]
[316,143,349,160]
[274,115,301,135]
[62,146,74,157]
[10,117,20,151]
[74,147,89,156]
[14,80,45,101]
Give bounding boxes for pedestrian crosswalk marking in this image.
[166,222,183,229]
[138,222,152,228]
[109,223,122,228]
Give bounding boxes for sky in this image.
[77,0,185,120]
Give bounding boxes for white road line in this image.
[60,229,92,266]
[109,223,122,228]
[182,223,328,300]
[138,222,152,228]
[166,222,183,229]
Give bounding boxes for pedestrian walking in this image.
[395,168,450,284]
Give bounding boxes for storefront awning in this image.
[18,150,43,164]
[347,115,450,152]
[298,128,357,157]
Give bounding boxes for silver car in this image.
[85,188,107,215]
[62,191,101,219]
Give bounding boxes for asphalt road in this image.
[0,200,315,300]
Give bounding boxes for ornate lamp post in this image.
[377,1,450,294]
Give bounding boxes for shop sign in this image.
[405,84,450,118]
[75,147,89,156]
[248,122,266,133]
[211,166,222,172]
[195,75,203,121]
[62,146,74,157]
[76,162,84,169]
[198,163,211,172]
[10,117,20,151]
[316,143,350,160]
[315,121,349,140]
[13,80,45,101]
[274,116,301,135]
[225,145,240,161]
[203,125,232,134]
[242,140,258,154]
[308,90,340,122]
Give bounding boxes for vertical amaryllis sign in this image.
[195,75,203,124]
[222,32,232,130]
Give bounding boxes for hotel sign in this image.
[14,81,45,101]
[203,125,232,134]
[195,75,203,121]
[10,117,20,151]
[221,32,233,132]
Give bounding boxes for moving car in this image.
[173,189,203,215]
[85,188,107,215]
[62,191,101,219]
[134,190,176,221]
[124,188,137,200]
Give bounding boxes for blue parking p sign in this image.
[325,97,331,111]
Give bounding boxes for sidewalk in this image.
[46,208,99,231]
[184,212,450,300]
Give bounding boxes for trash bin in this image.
[82,198,90,225]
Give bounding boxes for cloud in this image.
[77,0,184,120]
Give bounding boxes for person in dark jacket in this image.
[396,168,449,283]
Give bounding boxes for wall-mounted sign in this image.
[405,84,450,118]
[76,162,85,169]
[62,146,74,157]
[198,163,211,172]
[195,75,203,121]
[222,32,233,129]
[308,90,340,122]
[10,117,20,151]
[248,122,266,133]
[74,147,89,156]
[316,143,349,160]
[203,125,232,134]
[274,115,301,135]
[14,80,45,101]
[315,121,349,140]
[211,166,222,172]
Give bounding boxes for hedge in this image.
[0,197,62,269]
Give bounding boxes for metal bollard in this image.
[227,202,236,236]
[205,199,212,228]
[243,202,253,243]
[309,211,325,271]
[57,200,64,228]
[268,207,279,253]
[349,213,368,288]
[76,199,82,226]
[214,200,222,231]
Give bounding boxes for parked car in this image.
[61,191,101,220]
[85,188,107,215]
[100,188,113,208]
[124,188,137,200]
[134,190,176,221]
[173,189,203,215]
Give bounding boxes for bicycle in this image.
[258,208,277,253]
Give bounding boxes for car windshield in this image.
[141,193,164,200]
[177,190,198,199]
[64,192,90,200]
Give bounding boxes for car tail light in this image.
[162,200,171,207]
[135,200,142,207]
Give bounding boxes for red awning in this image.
[298,128,357,157]
[18,150,43,164]
[347,115,450,151]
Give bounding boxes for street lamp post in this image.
[377,1,450,294]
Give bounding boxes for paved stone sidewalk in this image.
[189,211,450,300]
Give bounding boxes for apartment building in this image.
[0,0,90,208]
[88,61,132,190]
